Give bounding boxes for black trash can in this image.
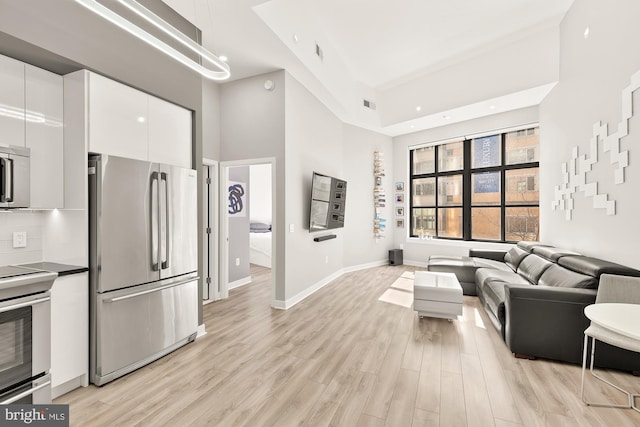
[389,249,403,266]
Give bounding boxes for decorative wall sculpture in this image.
[552,69,639,220]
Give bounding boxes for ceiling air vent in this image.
[315,42,324,61]
[363,99,376,110]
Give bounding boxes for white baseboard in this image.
[404,259,429,268]
[51,375,88,400]
[196,323,207,339]
[228,276,252,290]
[342,259,389,273]
[271,259,388,310]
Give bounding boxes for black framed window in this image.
[409,126,539,242]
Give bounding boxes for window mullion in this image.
[463,139,471,240]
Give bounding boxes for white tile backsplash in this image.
[0,211,44,266]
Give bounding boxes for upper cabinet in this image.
[88,73,148,161]
[86,72,192,168]
[0,54,64,209]
[0,55,26,147]
[25,65,64,209]
[148,96,192,168]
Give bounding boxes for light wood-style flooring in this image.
[56,264,640,426]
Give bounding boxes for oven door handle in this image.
[0,296,50,313]
[0,379,51,405]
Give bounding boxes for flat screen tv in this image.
[309,172,347,232]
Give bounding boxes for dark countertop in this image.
[18,262,88,277]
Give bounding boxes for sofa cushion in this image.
[476,268,530,295]
[428,256,477,284]
[517,241,551,253]
[472,257,514,272]
[517,254,553,284]
[558,256,640,278]
[532,246,581,262]
[504,247,529,271]
[538,264,598,289]
[483,281,508,328]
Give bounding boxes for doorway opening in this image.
[220,158,276,304]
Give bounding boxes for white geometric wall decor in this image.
[552,68,640,220]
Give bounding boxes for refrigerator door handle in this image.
[160,172,170,270]
[104,276,199,303]
[150,171,159,271]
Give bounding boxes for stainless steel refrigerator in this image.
[89,154,199,386]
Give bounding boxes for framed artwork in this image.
[395,182,404,191]
[395,193,404,203]
[228,181,246,217]
[396,219,404,228]
[396,207,404,216]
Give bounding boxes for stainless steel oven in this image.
[0,267,56,404]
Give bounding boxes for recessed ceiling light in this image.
[442,115,452,120]
[219,55,228,62]
[293,34,300,43]
[410,125,415,129]
[584,27,590,39]
[489,105,496,110]
[137,116,146,123]
[416,106,422,112]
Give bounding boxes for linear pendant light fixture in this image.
[74,0,230,80]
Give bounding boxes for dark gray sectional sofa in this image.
[427,241,640,372]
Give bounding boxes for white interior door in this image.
[202,160,220,301]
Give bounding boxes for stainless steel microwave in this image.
[0,146,30,209]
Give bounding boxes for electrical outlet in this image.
[235,258,240,266]
[325,255,329,264]
[13,231,27,248]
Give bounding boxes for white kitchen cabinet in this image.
[51,272,89,399]
[148,95,192,168]
[88,72,149,161]
[85,71,192,168]
[25,65,64,209]
[0,54,26,147]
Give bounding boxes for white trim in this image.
[228,276,252,290]
[202,160,220,302]
[196,323,207,339]
[404,259,429,268]
[220,157,277,307]
[51,375,87,399]
[408,121,539,150]
[271,259,388,310]
[342,259,389,273]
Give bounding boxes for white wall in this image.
[228,166,251,282]
[539,0,640,269]
[250,164,272,224]
[220,70,286,300]
[284,73,345,301]
[0,212,43,265]
[341,123,394,267]
[392,107,539,264]
[203,79,221,160]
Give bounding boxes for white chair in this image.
[581,274,640,412]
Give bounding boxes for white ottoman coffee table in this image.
[414,271,463,320]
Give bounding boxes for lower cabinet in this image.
[50,272,88,399]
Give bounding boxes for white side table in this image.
[413,271,463,320]
[581,303,640,413]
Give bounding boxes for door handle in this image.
[0,379,51,405]
[104,276,198,302]
[150,171,159,271]
[0,158,12,203]
[161,172,170,270]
